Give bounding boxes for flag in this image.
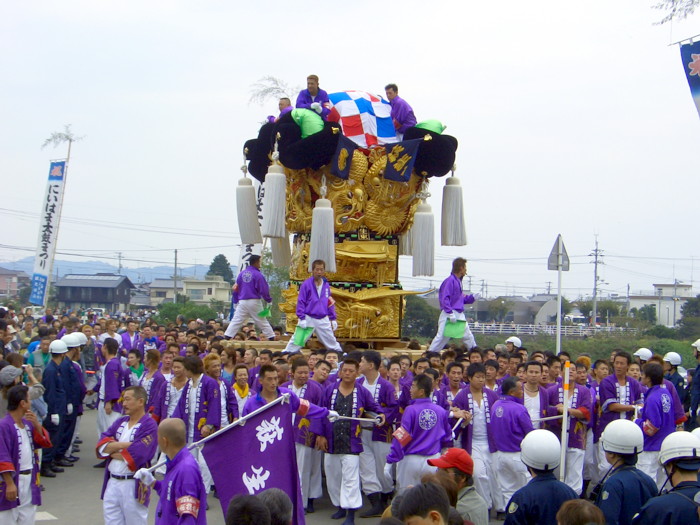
[330,134,357,179]
[327,90,398,148]
[680,40,700,119]
[30,161,67,306]
[383,139,421,182]
[200,398,305,525]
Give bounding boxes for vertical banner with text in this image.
[29,161,66,305]
[680,40,700,119]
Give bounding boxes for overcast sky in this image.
[1,1,699,299]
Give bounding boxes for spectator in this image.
[257,488,293,525]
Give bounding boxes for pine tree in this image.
[208,254,234,284]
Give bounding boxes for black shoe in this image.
[74,438,83,444]
[40,466,56,478]
[72,445,80,453]
[380,492,393,506]
[305,498,315,514]
[360,493,383,518]
[496,511,506,521]
[65,455,79,462]
[49,464,64,473]
[93,460,108,468]
[331,507,347,519]
[39,484,45,491]
[53,458,74,467]
[342,509,356,525]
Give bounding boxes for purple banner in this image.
[201,399,305,525]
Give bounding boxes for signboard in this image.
[547,234,570,271]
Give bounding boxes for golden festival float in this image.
[236,90,467,345]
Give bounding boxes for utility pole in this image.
[480,280,485,297]
[173,249,178,304]
[590,237,603,327]
[117,252,123,275]
[626,283,630,314]
[467,275,472,292]
[546,281,552,294]
[673,279,680,326]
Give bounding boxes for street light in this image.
[666,306,670,327]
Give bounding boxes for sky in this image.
[1,1,699,300]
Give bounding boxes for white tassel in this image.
[308,198,336,273]
[270,234,291,267]
[399,231,412,256]
[412,199,434,277]
[261,163,286,238]
[441,176,467,246]
[236,178,263,245]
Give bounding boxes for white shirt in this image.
[618,385,628,419]
[187,376,201,443]
[16,424,32,471]
[471,398,488,443]
[524,390,541,429]
[106,420,140,476]
[167,382,185,418]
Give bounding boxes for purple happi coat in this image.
[140,370,166,421]
[296,277,336,321]
[438,274,474,314]
[490,395,534,452]
[596,375,644,441]
[172,374,222,443]
[96,414,158,506]
[386,398,451,463]
[321,383,383,454]
[0,415,51,510]
[154,447,207,525]
[546,383,592,449]
[101,357,127,412]
[358,377,399,443]
[452,387,500,454]
[282,380,325,447]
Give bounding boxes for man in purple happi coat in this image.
[172,356,220,495]
[490,377,534,518]
[385,83,417,139]
[96,386,158,525]
[316,359,386,525]
[635,362,677,488]
[357,351,399,517]
[121,319,141,353]
[386,373,452,496]
[281,358,325,513]
[96,338,128,443]
[0,385,52,523]
[137,326,165,354]
[283,259,343,354]
[428,258,478,352]
[546,364,592,495]
[224,255,275,341]
[595,351,644,481]
[296,74,330,120]
[135,418,207,524]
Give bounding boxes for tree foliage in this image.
[653,0,699,24]
[249,76,300,106]
[208,254,234,284]
[679,294,700,339]
[401,296,440,339]
[487,299,513,322]
[154,302,218,325]
[259,249,289,327]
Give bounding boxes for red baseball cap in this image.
[427,448,474,475]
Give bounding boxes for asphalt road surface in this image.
[38,409,501,524]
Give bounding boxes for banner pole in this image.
[559,362,571,482]
[147,393,290,473]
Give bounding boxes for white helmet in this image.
[61,333,81,348]
[692,339,700,350]
[633,348,653,361]
[520,429,561,470]
[601,420,644,455]
[505,336,522,348]
[663,352,682,366]
[49,340,69,354]
[658,431,700,468]
[73,332,87,345]
[691,428,700,441]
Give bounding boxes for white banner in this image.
[29,161,67,306]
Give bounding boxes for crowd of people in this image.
[1,254,700,524]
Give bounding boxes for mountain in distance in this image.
[0,257,237,284]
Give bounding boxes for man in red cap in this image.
[428,448,489,525]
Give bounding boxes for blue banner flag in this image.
[383,139,421,182]
[680,40,700,119]
[330,134,357,180]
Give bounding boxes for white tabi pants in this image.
[224,299,275,340]
[102,478,148,525]
[428,311,476,352]
[638,451,665,490]
[583,431,599,486]
[325,454,362,510]
[97,402,121,437]
[395,453,439,495]
[284,316,342,354]
[597,440,614,482]
[0,473,35,525]
[493,451,530,511]
[359,430,393,494]
[295,443,323,506]
[562,448,586,495]
[472,441,503,512]
[192,448,212,494]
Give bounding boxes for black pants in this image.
[56,415,77,458]
[42,417,64,464]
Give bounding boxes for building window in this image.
[155,291,166,298]
[190,290,204,301]
[207,288,213,295]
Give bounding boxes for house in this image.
[55,274,135,313]
[149,279,184,306]
[183,275,231,306]
[0,267,30,299]
[628,283,694,327]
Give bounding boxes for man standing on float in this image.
[428,257,478,352]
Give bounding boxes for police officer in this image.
[40,339,69,477]
[663,352,686,405]
[633,431,700,524]
[690,340,700,431]
[504,429,578,525]
[593,419,657,525]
